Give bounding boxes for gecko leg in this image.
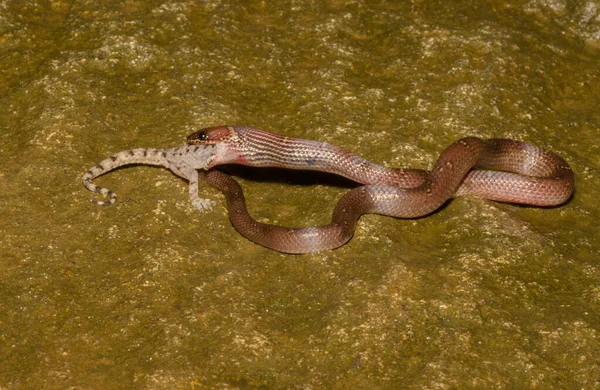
[167,164,215,212]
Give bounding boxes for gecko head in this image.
[187,126,236,145]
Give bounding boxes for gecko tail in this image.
[82,148,165,207]
[82,169,119,206]
[89,182,117,206]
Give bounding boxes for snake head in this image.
[187,126,235,145]
[187,125,246,168]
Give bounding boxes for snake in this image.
[186,126,574,254]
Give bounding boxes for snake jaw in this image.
[186,125,247,168]
[187,125,246,168]
[202,154,216,170]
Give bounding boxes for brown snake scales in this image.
[183,126,574,253]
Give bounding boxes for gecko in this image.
[82,142,220,211]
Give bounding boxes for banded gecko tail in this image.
[82,148,169,206]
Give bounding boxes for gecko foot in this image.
[192,197,216,212]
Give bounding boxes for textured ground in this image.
[1,0,599,388]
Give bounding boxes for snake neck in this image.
[209,126,423,187]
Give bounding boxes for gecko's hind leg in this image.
[169,164,215,212]
[189,170,215,211]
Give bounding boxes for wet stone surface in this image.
[1,0,599,388]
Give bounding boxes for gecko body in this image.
[82,143,219,211]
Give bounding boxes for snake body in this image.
[187,126,574,254]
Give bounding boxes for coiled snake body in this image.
[187,126,574,254]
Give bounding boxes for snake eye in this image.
[187,129,210,144]
[187,126,233,144]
